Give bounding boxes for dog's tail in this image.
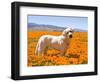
[35,43,39,55]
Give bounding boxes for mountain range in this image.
[28,23,87,32]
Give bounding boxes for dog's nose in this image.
[69,35,72,38]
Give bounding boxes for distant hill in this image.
[28,23,65,31]
[28,23,87,32]
[74,28,87,32]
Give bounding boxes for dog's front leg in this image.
[60,51,66,56]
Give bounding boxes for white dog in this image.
[35,28,74,56]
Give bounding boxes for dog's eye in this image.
[69,31,73,33]
[66,32,69,34]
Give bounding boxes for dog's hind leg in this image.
[35,42,39,55]
[44,46,48,55]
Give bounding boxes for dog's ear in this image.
[62,30,67,36]
[70,28,74,32]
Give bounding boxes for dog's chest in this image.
[60,41,70,48]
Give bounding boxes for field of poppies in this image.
[28,31,88,66]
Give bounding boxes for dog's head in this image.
[62,28,74,38]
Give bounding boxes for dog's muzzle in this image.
[69,35,72,38]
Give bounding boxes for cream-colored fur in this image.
[35,28,74,56]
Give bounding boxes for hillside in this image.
[28,23,87,32]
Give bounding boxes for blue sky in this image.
[28,15,88,30]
